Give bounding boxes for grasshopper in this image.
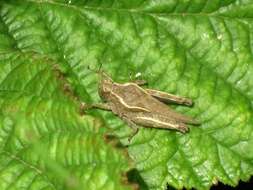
[85,70,199,139]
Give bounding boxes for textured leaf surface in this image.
[1,0,253,190]
[0,51,133,190]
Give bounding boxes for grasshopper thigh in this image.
[128,112,189,133]
[145,89,193,106]
[132,79,148,86]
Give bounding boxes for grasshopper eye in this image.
[102,81,112,92]
[99,77,112,93]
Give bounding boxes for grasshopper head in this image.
[87,66,114,101]
[98,71,113,101]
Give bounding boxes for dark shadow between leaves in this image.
[166,176,253,190]
[210,176,253,190]
[127,169,149,190]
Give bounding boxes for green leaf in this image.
[1,0,253,190]
[0,51,134,190]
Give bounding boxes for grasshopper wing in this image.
[112,83,199,125]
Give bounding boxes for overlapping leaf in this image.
[0,52,134,190]
[1,0,253,190]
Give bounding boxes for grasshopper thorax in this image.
[98,72,114,101]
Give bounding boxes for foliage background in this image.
[0,0,253,190]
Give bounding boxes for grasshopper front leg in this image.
[145,89,193,106]
[83,103,112,111]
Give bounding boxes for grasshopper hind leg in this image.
[132,80,148,86]
[145,89,193,106]
[131,112,192,133]
[177,123,189,133]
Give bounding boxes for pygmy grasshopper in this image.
[85,71,199,139]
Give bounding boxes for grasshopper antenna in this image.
[98,61,103,72]
[87,64,111,81]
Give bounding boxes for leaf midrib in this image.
[24,0,253,20]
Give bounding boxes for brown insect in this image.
[85,71,199,140]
